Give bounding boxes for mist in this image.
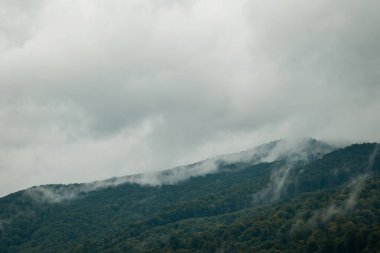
[24,138,334,203]
[295,175,368,232]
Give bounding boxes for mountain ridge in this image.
[17,138,336,203]
[0,140,379,252]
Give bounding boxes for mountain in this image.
[0,140,379,253]
[18,138,335,203]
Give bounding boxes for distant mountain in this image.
[0,140,379,253]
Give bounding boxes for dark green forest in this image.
[0,142,379,252]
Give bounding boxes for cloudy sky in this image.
[0,0,379,196]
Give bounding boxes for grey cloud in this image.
[0,0,379,196]
[0,0,44,51]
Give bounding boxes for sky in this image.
[0,0,380,196]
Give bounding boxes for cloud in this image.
[24,158,220,203]
[298,175,368,231]
[24,138,334,203]
[0,0,44,52]
[1,0,380,196]
[368,144,380,170]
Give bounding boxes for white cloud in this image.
[0,0,379,196]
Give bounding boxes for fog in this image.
[25,138,334,203]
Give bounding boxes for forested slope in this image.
[0,142,379,252]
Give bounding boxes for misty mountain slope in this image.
[19,138,335,203]
[0,142,379,253]
[0,161,278,253]
[113,176,380,253]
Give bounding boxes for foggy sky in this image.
[1,0,380,196]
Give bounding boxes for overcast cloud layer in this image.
[1,0,379,196]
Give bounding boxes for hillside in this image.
[0,141,379,252]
